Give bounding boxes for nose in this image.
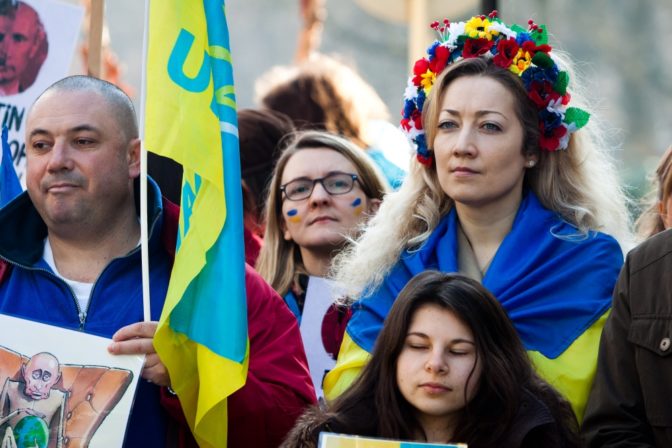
[308,181,332,207]
[452,126,477,158]
[424,349,448,374]
[45,141,74,173]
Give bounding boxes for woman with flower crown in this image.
[323,11,632,422]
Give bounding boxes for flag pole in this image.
[139,0,151,322]
[87,0,104,77]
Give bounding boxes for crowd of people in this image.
[0,8,670,448]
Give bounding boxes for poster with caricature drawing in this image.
[0,314,143,447]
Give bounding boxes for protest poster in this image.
[0,0,84,185]
[299,276,344,402]
[319,432,468,447]
[0,314,143,447]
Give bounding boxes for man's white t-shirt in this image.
[43,238,95,313]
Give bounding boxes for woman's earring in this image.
[526,160,536,168]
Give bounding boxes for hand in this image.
[108,321,171,387]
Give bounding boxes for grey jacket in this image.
[583,228,672,447]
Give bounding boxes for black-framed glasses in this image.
[280,172,359,201]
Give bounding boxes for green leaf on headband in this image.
[533,24,548,45]
[554,72,569,95]
[532,52,553,68]
[511,24,527,35]
[565,107,590,129]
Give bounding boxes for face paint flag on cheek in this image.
[287,208,301,223]
[351,197,363,216]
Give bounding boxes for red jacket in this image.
[0,198,316,447]
[160,201,317,447]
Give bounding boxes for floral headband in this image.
[400,11,590,165]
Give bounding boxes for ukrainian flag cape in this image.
[144,1,247,447]
[334,191,622,418]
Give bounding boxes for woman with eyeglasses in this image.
[256,130,388,391]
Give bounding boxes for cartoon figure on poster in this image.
[0,339,136,448]
[0,352,65,448]
[0,0,48,96]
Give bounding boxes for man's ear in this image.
[20,363,26,380]
[128,138,141,179]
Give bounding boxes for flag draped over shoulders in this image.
[144,1,247,447]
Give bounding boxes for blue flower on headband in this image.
[521,65,559,89]
[416,90,426,113]
[539,109,563,134]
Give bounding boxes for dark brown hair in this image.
[635,145,672,238]
[312,272,579,446]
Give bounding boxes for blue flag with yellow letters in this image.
[144,1,247,447]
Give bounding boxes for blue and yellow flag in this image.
[144,1,247,447]
[1,127,21,207]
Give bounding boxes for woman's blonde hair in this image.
[256,130,388,297]
[635,145,672,238]
[332,56,633,298]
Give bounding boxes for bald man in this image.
[0,76,174,446]
[0,1,48,95]
[0,353,66,448]
[0,76,317,447]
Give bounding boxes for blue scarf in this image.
[347,192,623,359]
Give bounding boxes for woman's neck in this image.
[455,193,522,271]
[416,414,455,444]
[298,246,332,277]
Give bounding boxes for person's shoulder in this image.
[626,228,672,273]
[280,406,335,448]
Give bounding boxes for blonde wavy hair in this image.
[331,56,633,299]
[256,131,388,297]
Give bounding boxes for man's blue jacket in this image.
[0,178,175,447]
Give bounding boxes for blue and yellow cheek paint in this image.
[351,197,364,216]
[287,208,301,223]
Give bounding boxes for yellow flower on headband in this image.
[510,48,532,75]
[464,16,497,40]
[420,70,435,95]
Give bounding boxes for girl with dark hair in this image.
[283,271,580,447]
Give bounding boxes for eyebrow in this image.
[29,124,102,139]
[440,109,508,119]
[406,332,475,345]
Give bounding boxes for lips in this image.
[46,182,79,193]
[451,166,479,174]
[419,382,452,394]
[309,216,337,225]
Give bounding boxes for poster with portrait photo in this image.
[0,314,143,447]
[0,0,84,185]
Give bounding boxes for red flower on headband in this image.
[493,38,519,68]
[521,41,551,58]
[412,58,430,86]
[528,81,561,109]
[539,124,567,152]
[462,38,493,58]
[429,45,451,73]
[417,153,433,166]
[411,109,423,130]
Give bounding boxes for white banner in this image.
[0,314,143,447]
[1,0,84,185]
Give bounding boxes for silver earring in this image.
[526,160,536,168]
